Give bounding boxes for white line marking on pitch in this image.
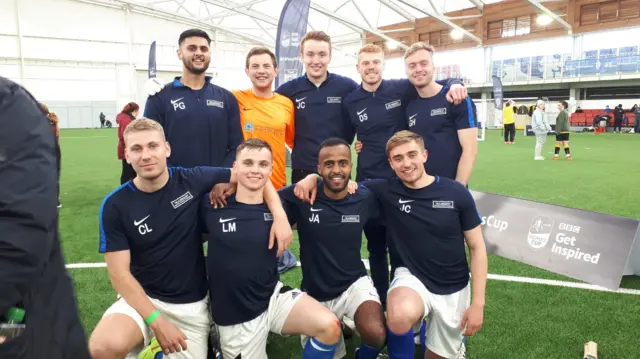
[66,260,640,295]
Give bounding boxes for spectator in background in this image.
[503,99,516,144]
[554,101,571,161]
[38,103,62,208]
[116,102,139,184]
[0,77,91,359]
[633,105,640,134]
[613,104,624,133]
[604,105,611,114]
[575,106,583,113]
[99,112,106,128]
[532,99,551,161]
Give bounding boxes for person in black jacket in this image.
[0,77,91,359]
[613,104,624,133]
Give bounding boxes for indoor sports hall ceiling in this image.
[75,0,510,46]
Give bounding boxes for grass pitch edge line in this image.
[65,261,640,296]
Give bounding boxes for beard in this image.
[324,174,349,193]
[184,57,210,75]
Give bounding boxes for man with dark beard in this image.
[143,29,243,168]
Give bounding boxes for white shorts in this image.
[102,295,212,359]
[217,281,304,359]
[301,276,381,359]
[390,267,470,358]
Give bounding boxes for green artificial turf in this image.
[58,128,640,358]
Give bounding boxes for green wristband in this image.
[145,310,161,325]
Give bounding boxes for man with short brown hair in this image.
[233,46,295,190]
[276,31,359,184]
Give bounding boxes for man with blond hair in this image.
[403,42,478,186]
[275,31,359,183]
[89,118,292,359]
[343,43,468,310]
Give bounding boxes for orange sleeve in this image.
[285,98,295,150]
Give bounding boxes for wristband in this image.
[145,310,161,325]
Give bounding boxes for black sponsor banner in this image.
[491,75,503,110]
[274,0,310,88]
[472,191,639,289]
[524,124,556,136]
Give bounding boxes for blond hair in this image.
[359,44,384,55]
[403,42,435,60]
[123,118,165,143]
[386,130,425,155]
[300,31,332,54]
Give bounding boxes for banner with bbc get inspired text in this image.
[472,191,639,290]
[275,0,310,88]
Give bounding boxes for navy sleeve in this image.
[457,187,482,231]
[223,92,243,167]
[438,78,464,88]
[451,97,477,130]
[182,166,232,195]
[99,199,129,253]
[274,80,291,98]
[143,95,165,126]
[360,179,387,199]
[277,185,298,226]
[364,190,382,224]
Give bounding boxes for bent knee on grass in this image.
[354,300,386,348]
[386,287,424,334]
[283,293,341,344]
[89,313,144,359]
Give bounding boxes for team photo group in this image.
[92,27,488,359]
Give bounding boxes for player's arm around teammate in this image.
[89,119,237,359]
[203,139,341,359]
[283,138,387,359]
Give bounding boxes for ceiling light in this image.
[386,41,398,50]
[537,14,552,26]
[450,29,464,40]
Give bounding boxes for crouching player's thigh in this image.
[387,267,469,359]
[89,296,212,359]
[301,276,386,359]
[217,281,341,359]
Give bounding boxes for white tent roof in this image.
[79,0,507,46]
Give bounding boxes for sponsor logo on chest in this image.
[385,100,401,110]
[431,108,447,116]
[327,97,341,104]
[171,191,193,209]
[432,200,454,209]
[207,99,224,108]
[342,215,360,223]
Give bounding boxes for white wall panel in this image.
[578,100,639,111]
[22,72,117,102]
[0,62,21,81]
[21,37,129,63]
[0,35,20,58]
[0,0,18,34]
[18,0,128,42]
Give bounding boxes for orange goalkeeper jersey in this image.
[233,89,295,189]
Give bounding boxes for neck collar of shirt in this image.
[305,72,331,88]
[317,181,351,203]
[359,79,385,94]
[171,76,212,88]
